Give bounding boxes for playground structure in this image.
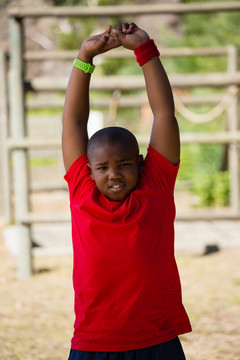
[0,2,240,278]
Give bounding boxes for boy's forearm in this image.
[139,45,180,164]
[142,56,175,120]
[62,26,121,170]
[62,50,93,128]
[114,23,175,124]
[62,26,120,129]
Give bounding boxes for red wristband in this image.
[134,39,160,67]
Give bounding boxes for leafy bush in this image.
[192,171,230,207]
[178,144,223,181]
[177,143,230,208]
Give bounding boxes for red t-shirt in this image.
[64,145,191,352]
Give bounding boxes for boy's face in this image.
[88,142,143,201]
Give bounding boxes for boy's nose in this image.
[108,168,122,179]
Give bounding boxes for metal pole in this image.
[227,45,240,214]
[8,16,33,278]
[0,50,12,223]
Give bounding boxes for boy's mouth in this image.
[109,183,125,192]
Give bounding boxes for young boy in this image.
[62,23,191,360]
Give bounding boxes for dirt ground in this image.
[0,225,240,360]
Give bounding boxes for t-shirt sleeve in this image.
[142,145,179,194]
[64,153,93,201]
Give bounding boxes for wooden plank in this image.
[176,213,240,221]
[26,93,226,109]
[8,137,61,149]
[7,132,240,150]
[20,213,71,224]
[180,132,240,144]
[30,183,67,192]
[26,91,228,109]
[8,2,240,18]
[26,72,240,92]
[141,132,240,145]
[24,47,230,61]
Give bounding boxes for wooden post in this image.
[8,16,33,278]
[0,50,12,223]
[107,90,121,126]
[227,45,240,214]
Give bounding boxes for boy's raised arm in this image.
[62,26,120,172]
[142,49,180,165]
[114,23,180,165]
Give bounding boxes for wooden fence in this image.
[2,2,240,277]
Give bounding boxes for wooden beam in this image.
[8,2,240,18]
[26,72,240,92]
[8,137,61,149]
[20,213,71,224]
[176,213,240,221]
[30,183,67,192]
[24,47,230,61]
[141,132,240,145]
[180,132,240,144]
[7,132,240,150]
[26,93,226,110]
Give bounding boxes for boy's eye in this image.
[120,162,130,168]
[97,166,107,171]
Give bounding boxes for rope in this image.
[174,86,239,123]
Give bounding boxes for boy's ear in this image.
[138,154,144,173]
[87,163,95,180]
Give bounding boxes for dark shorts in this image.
[68,337,186,360]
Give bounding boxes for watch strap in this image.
[73,58,95,74]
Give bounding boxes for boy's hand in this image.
[112,23,150,51]
[78,25,121,62]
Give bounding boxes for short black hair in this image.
[87,126,139,160]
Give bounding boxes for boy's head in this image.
[87,127,143,201]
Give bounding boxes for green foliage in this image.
[159,0,240,74]
[101,57,141,76]
[213,171,230,206]
[53,1,128,51]
[192,171,230,207]
[56,17,95,49]
[57,31,80,50]
[161,0,237,208]
[178,144,223,181]
[177,144,230,207]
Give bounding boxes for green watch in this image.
[73,58,95,74]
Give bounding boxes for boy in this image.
[62,23,191,360]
